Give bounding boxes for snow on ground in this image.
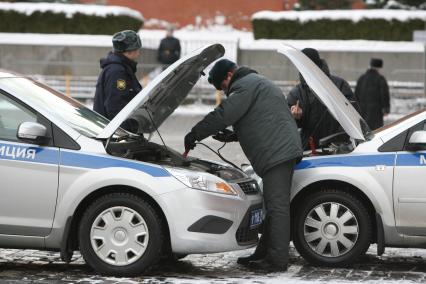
[0,2,142,20]
[252,9,426,23]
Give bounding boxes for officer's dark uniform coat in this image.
[94,52,142,120]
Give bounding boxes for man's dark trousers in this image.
[254,159,296,265]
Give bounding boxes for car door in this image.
[0,92,59,236]
[394,120,426,235]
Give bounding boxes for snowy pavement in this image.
[1,245,426,283]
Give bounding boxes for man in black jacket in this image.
[355,58,390,130]
[93,30,142,132]
[287,48,357,150]
[157,26,181,69]
[184,59,303,271]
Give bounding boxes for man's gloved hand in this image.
[213,128,238,142]
[184,131,198,150]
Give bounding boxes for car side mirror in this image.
[408,130,426,151]
[17,122,48,144]
[409,131,426,144]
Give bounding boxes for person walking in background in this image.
[184,59,302,272]
[157,25,181,69]
[93,30,142,132]
[287,48,358,150]
[355,58,390,130]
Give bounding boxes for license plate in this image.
[250,209,263,228]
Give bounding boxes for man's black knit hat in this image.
[208,59,237,90]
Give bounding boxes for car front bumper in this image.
[159,185,263,254]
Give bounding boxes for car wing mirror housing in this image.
[408,130,426,151]
[17,121,48,144]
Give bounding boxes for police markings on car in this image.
[0,143,36,160]
[420,154,426,165]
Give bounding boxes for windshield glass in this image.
[0,76,126,138]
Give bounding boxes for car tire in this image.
[78,192,164,276]
[293,189,372,266]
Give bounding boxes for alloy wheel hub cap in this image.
[303,202,359,258]
[90,206,149,266]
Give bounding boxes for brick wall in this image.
[81,0,297,30]
[79,0,366,30]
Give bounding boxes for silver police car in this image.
[0,44,262,276]
[245,45,426,267]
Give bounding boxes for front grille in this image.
[235,204,263,245]
[236,226,259,244]
[238,181,259,195]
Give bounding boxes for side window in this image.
[0,93,36,142]
[378,130,408,152]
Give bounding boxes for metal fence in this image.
[32,74,425,108]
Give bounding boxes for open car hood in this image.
[97,44,225,139]
[277,44,371,141]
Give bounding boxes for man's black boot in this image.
[237,253,265,265]
[247,258,287,272]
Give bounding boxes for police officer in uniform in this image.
[93,30,142,132]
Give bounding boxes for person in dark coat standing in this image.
[287,48,358,150]
[157,26,181,69]
[93,30,142,132]
[184,59,303,272]
[355,58,390,130]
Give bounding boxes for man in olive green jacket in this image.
[184,59,302,271]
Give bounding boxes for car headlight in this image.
[166,168,237,195]
[242,165,263,193]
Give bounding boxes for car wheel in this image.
[78,192,164,276]
[293,189,372,266]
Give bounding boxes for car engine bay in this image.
[106,137,248,182]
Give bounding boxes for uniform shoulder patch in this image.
[116,79,126,90]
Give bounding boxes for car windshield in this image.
[0,76,126,138]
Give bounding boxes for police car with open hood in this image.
[244,45,426,267]
[0,44,262,276]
